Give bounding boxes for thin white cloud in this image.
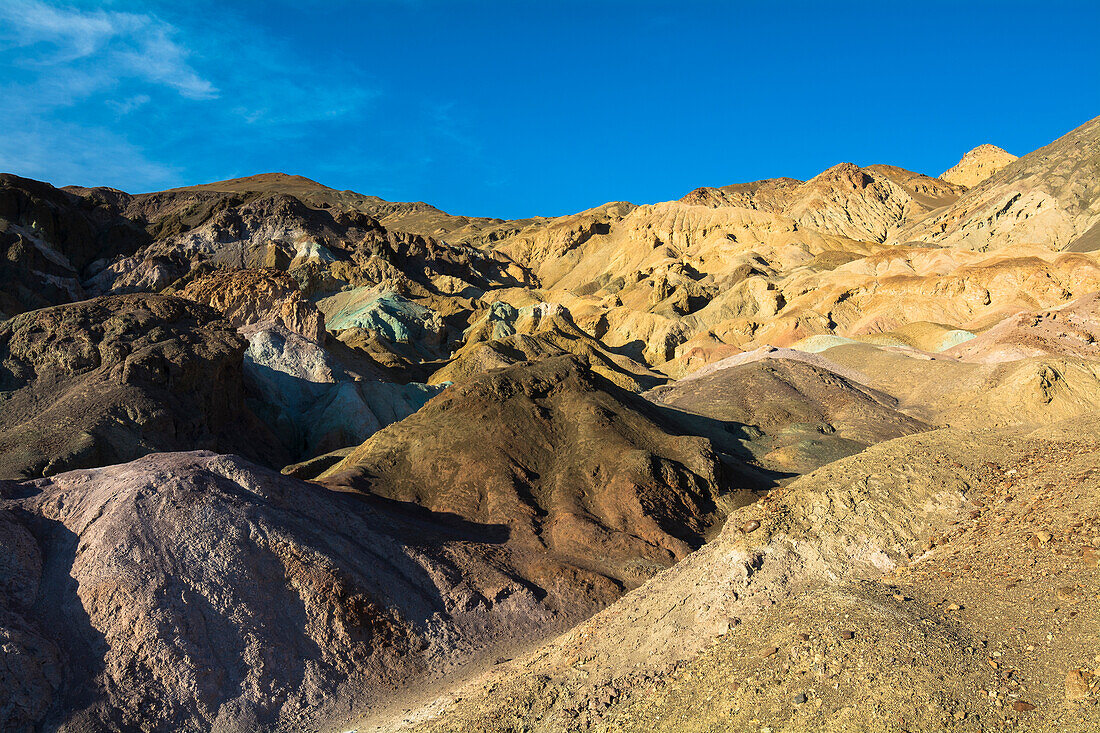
[0,0,217,100]
[0,121,178,189]
[106,93,151,115]
[0,1,382,191]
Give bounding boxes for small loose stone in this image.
[1012,700,1035,712]
[1065,669,1094,700]
[793,692,807,705]
[838,630,854,640]
[740,520,761,534]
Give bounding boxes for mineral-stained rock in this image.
[0,294,287,478]
[943,292,1100,363]
[242,323,442,458]
[177,267,326,343]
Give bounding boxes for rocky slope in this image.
[903,115,1100,252]
[403,419,1100,733]
[810,340,1100,431]
[0,294,286,478]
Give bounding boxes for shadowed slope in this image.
[645,351,927,473]
[0,451,609,732]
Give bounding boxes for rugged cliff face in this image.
[0,174,150,319]
[176,268,326,343]
[0,294,287,479]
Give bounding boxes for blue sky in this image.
[1,0,1097,219]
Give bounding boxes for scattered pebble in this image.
[1057,586,1081,602]
[1011,700,1036,712]
[838,630,854,640]
[740,520,761,534]
[793,692,807,705]
[759,646,778,658]
[1065,669,1095,700]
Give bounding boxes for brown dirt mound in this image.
[645,354,927,474]
[320,355,736,588]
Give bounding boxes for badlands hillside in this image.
[1,115,1098,732]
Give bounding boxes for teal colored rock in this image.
[937,329,976,352]
[464,301,520,341]
[243,325,442,459]
[318,289,444,345]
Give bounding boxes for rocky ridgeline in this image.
[0,116,1098,731]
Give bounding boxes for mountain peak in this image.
[162,172,333,195]
[939,144,1017,187]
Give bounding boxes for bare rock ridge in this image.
[0,173,150,319]
[943,291,1100,363]
[903,115,1100,251]
[939,143,1018,188]
[678,162,966,243]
